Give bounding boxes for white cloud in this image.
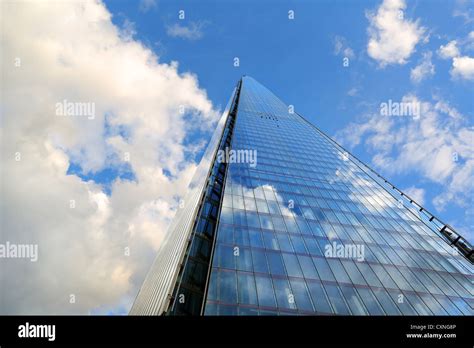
[466,31,474,51]
[437,36,474,80]
[334,35,355,59]
[1,1,218,314]
[410,51,435,83]
[335,95,474,213]
[366,0,426,67]
[166,22,206,41]
[139,0,157,13]
[438,40,460,59]
[453,0,474,24]
[403,186,426,205]
[451,55,474,80]
[347,87,359,97]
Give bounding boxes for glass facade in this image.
[203,76,473,316]
[132,76,473,316]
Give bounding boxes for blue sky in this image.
[103,0,473,241]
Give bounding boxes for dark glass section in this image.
[166,80,242,315]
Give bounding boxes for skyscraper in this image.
[130,76,473,316]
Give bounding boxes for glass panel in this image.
[356,288,385,315]
[340,260,367,286]
[255,275,276,308]
[273,278,296,310]
[297,255,319,280]
[307,281,333,314]
[327,259,352,284]
[237,272,258,305]
[324,284,351,315]
[372,288,401,315]
[290,279,314,312]
[219,271,237,304]
[248,229,264,248]
[236,247,253,272]
[251,249,269,274]
[282,253,303,277]
[340,285,368,315]
[267,252,287,276]
[312,257,336,282]
[404,292,433,315]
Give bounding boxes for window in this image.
[370,264,397,289]
[266,252,287,276]
[418,293,447,315]
[387,290,417,315]
[297,255,319,280]
[219,271,237,304]
[246,212,261,229]
[290,235,307,253]
[255,275,276,308]
[323,284,351,315]
[304,237,323,256]
[256,199,270,214]
[248,229,264,249]
[290,279,314,312]
[277,234,294,252]
[434,296,462,315]
[216,224,233,244]
[282,253,303,277]
[216,244,235,269]
[284,216,300,233]
[384,266,412,291]
[236,247,253,272]
[220,207,233,225]
[339,285,368,315]
[244,196,257,211]
[267,200,281,215]
[234,227,250,247]
[372,289,401,315]
[295,218,311,235]
[272,216,287,231]
[204,302,218,315]
[403,292,433,315]
[312,257,336,282]
[263,231,280,250]
[237,272,258,305]
[273,278,296,310]
[308,221,325,237]
[259,214,274,230]
[206,271,218,301]
[356,288,384,315]
[251,248,269,274]
[233,210,247,227]
[355,263,382,287]
[233,195,245,210]
[327,259,352,284]
[340,260,367,286]
[450,297,473,315]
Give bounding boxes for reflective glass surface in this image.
[204,76,473,316]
